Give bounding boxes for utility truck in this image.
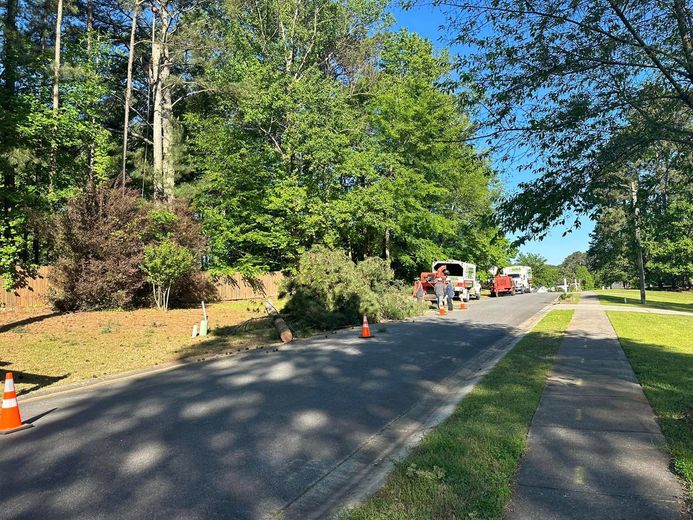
[501,265,533,293]
[431,260,481,302]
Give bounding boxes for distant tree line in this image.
[515,251,595,290]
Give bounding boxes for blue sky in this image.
[388,2,594,265]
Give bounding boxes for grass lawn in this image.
[341,310,574,520]
[596,289,693,313]
[607,312,693,501]
[0,301,280,395]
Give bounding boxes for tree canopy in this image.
[0,0,513,290]
[437,0,693,239]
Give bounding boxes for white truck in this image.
[432,260,481,302]
[501,265,533,293]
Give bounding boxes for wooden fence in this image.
[214,272,285,302]
[0,267,52,309]
[1,268,284,309]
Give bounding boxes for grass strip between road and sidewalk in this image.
[607,312,693,502]
[341,309,574,520]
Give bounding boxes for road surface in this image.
[0,293,556,519]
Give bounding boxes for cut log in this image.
[264,300,293,343]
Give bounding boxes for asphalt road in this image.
[0,293,557,519]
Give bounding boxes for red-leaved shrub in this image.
[50,188,208,310]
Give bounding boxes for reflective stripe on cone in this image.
[360,314,373,338]
[0,373,33,434]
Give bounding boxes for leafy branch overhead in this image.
[438,0,693,237]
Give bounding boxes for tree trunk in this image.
[630,179,647,304]
[150,9,164,200]
[162,81,175,201]
[264,300,293,343]
[150,4,175,202]
[121,0,141,192]
[384,228,390,262]
[160,3,174,202]
[86,0,96,187]
[50,0,64,191]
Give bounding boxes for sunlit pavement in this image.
[1,293,556,519]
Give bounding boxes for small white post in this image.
[192,324,198,337]
[200,301,208,336]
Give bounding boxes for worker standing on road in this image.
[434,277,445,309]
[413,280,424,303]
[446,280,455,311]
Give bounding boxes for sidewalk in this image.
[505,309,687,519]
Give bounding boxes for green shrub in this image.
[283,245,424,330]
[141,240,197,311]
[379,288,423,320]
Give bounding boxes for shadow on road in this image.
[0,300,560,519]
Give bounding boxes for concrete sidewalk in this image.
[505,309,687,519]
[559,303,693,316]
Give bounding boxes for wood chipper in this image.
[415,265,449,302]
[489,274,516,297]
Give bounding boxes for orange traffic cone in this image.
[460,302,466,310]
[438,306,447,316]
[0,373,33,434]
[360,314,373,338]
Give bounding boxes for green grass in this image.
[596,289,693,313]
[0,301,279,395]
[341,310,575,520]
[607,312,693,501]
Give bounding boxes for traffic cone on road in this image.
[0,373,33,434]
[360,314,373,338]
[460,302,466,310]
[438,306,446,316]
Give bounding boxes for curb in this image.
[17,312,436,402]
[18,340,284,403]
[276,297,560,519]
[18,296,557,403]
